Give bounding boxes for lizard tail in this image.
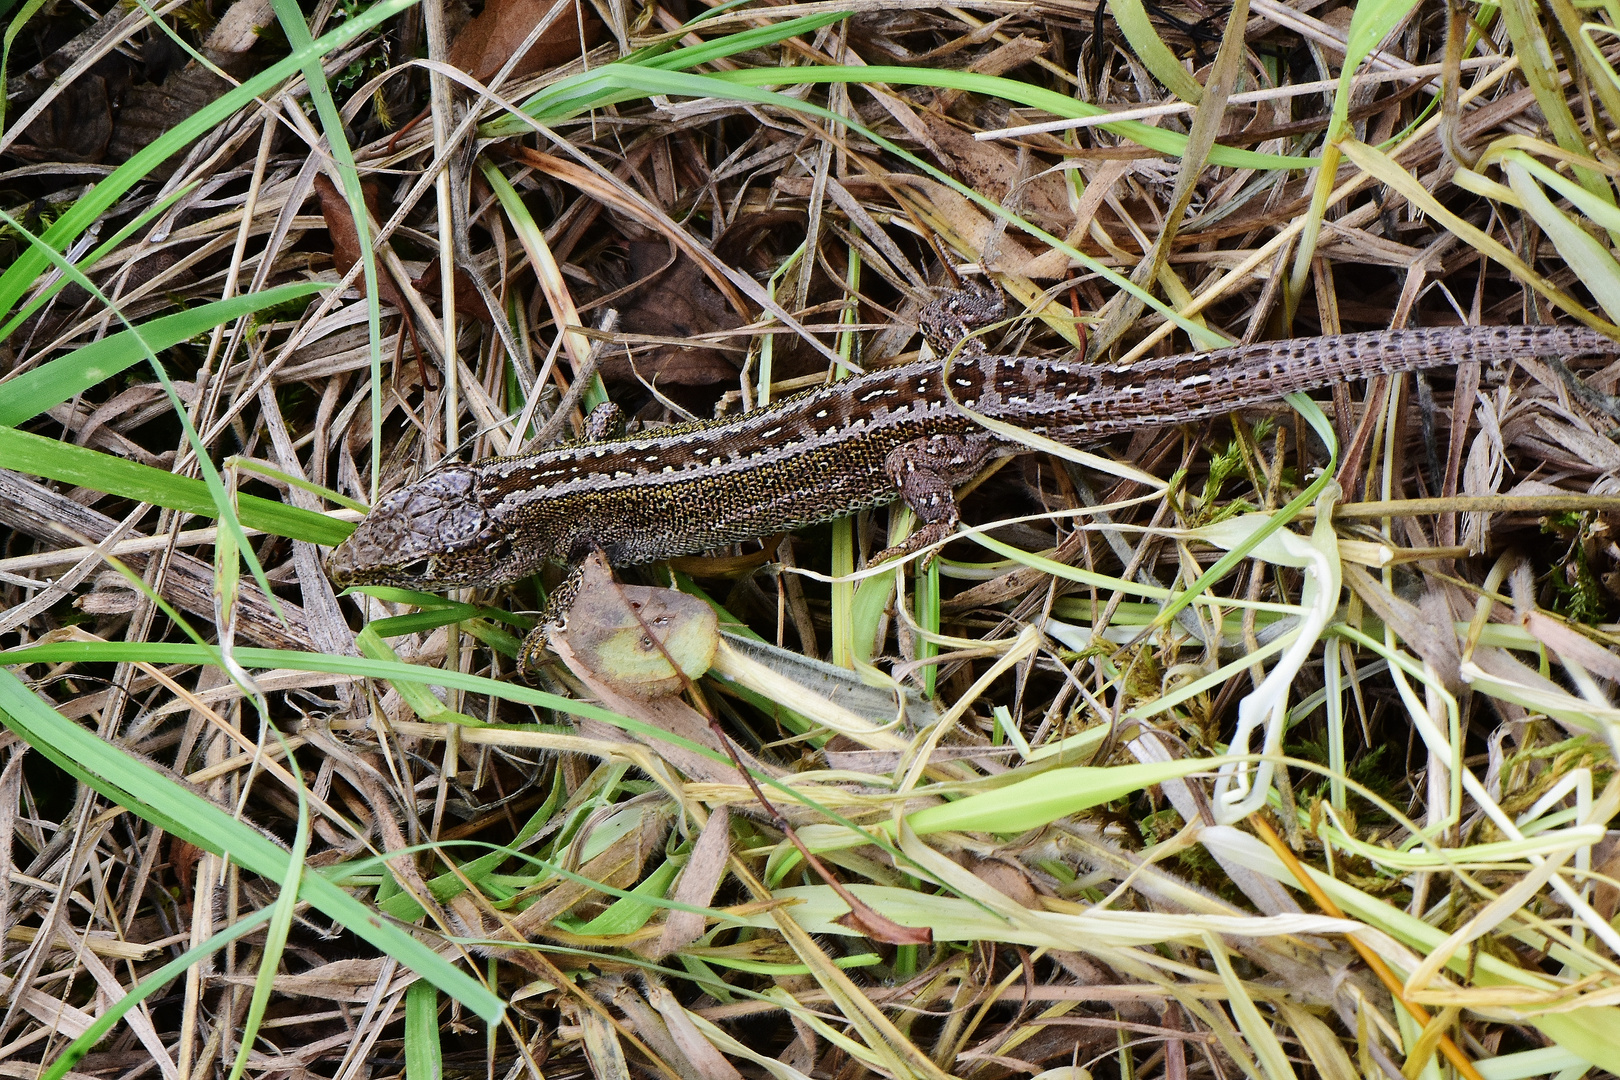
[1024,325,1616,436]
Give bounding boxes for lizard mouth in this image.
[325,534,444,589]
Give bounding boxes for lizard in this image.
[324,288,1615,666]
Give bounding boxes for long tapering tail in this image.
[1028,325,1616,435]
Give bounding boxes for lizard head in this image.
[326,465,538,591]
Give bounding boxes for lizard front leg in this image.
[518,561,586,671]
[873,432,1001,565]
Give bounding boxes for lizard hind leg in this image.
[873,433,997,565]
[582,401,627,441]
[919,285,1007,359]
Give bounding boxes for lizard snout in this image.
[324,539,361,586]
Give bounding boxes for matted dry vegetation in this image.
[3,0,1620,1077]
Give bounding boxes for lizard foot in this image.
[872,519,956,568]
[519,562,586,672]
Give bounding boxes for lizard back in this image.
[325,324,1613,591]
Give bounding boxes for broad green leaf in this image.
[906,759,1218,836]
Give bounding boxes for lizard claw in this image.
[872,520,956,569]
[518,620,562,673]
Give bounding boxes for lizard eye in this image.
[397,557,433,578]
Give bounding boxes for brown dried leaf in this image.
[651,806,732,958]
[313,174,410,312]
[644,983,746,1080]
[603,241,747,387]
[447,0,602,85]
[1592,839,1620,920]
[205,0,274,53]
[505,802,674,936]
[1521,610,1620,681]
[915,110,1072,235]
[11,73,115,163]
[104,51,259,167]
[960,853,1041,908]
[560,551,719,699]
[245,957,395,1002]
[834,903,933,945]
[1342,565,1461,690]
[410,259,494,323]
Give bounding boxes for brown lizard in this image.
[325,290,1613,663]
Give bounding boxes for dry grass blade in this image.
[8,1,1620,1078]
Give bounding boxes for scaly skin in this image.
[324,295,1612,660]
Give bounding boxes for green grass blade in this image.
[0,0,420,327]
[228,736,310,1080]
[513,9,852,120]
[2,639,912,875]
[1284,0,1423,321]
[1336,0,1424,139]
[490,65,1245,349]
[40,907,278,1080]
[503,64,1314,171]
[1107,0,1205,103]
[1506,158,1620,325]
[268,0,387,495]
[0,184,195,344]
[0,666,504,1021]
[1497,0,1612,202]
[641,10,850,70]
[570,857,681,935]
[1135,392,1340,638]
[0,0,51,137]
[0,425,351,545]
[227,455,370,515]
[406,981,444,1080]
[1,639,626,725]
[905,759,1219,836]
[0,283,327,427]
[0,209,286,618]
